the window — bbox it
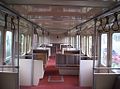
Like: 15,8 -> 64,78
29,36 -> 32,52
33,34 -> 38,48
70,36 -> 72,46
88,36 -> 92,56
73,36 -> 76,48
86,36 -> 88,55
68,36 -> 71,45
64,36 -> 69,44
101,34 -> 107,66
81,36 -> 84,53
76,35 -> 79,49
71,37 -> 73,46
70,37 -> 72,46
20,34 -> 26,55
112,33 -> 120,68
82,36 -> 86,54
39,36 -> 42,45
78,35 -> 80,49
5,31 -> 12,64
26,35 -> 31,53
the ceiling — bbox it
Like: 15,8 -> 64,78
1,0 -> 118,35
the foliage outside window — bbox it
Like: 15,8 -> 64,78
112,33 -> 120,68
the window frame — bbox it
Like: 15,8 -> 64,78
99,29 -> 120,68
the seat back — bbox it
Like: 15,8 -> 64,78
112,76 -> 120,89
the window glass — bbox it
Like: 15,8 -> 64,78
70,37 -> 72,46
27,35 -> 30,52
69,36 -> 71,45
33,34 -> 38,48
29,36 -> 31,52
87,36 -> 89,56
82,36 -> 86,54
76,35 -> 79,49
71,37 -> 73,47
65,36 -> 69,44
88,36 -> 92,56
81,36 -> 84,54
101,34 -> 107,66
20,34 -> 26,55
78,35 -> 80,49
39,36 -> 42,45
112,33 -> 120,68
5,31 -> 12,64
73,36 -> 76,48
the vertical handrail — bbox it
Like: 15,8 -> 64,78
93,19 -> 97,89
31,26 -> 34,85
17,16 -> 20,89
79,27 -> 82,86
11,16 -> 15,72
1,13 -> 8,71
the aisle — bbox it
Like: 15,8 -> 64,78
21,56 -> 91,89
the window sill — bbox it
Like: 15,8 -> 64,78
112,69 -> 120,74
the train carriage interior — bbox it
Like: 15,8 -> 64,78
0,0 -> 120,89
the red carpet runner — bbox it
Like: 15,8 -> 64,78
21,56 -> 92,89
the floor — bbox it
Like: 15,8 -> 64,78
20,56 -> 92,89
